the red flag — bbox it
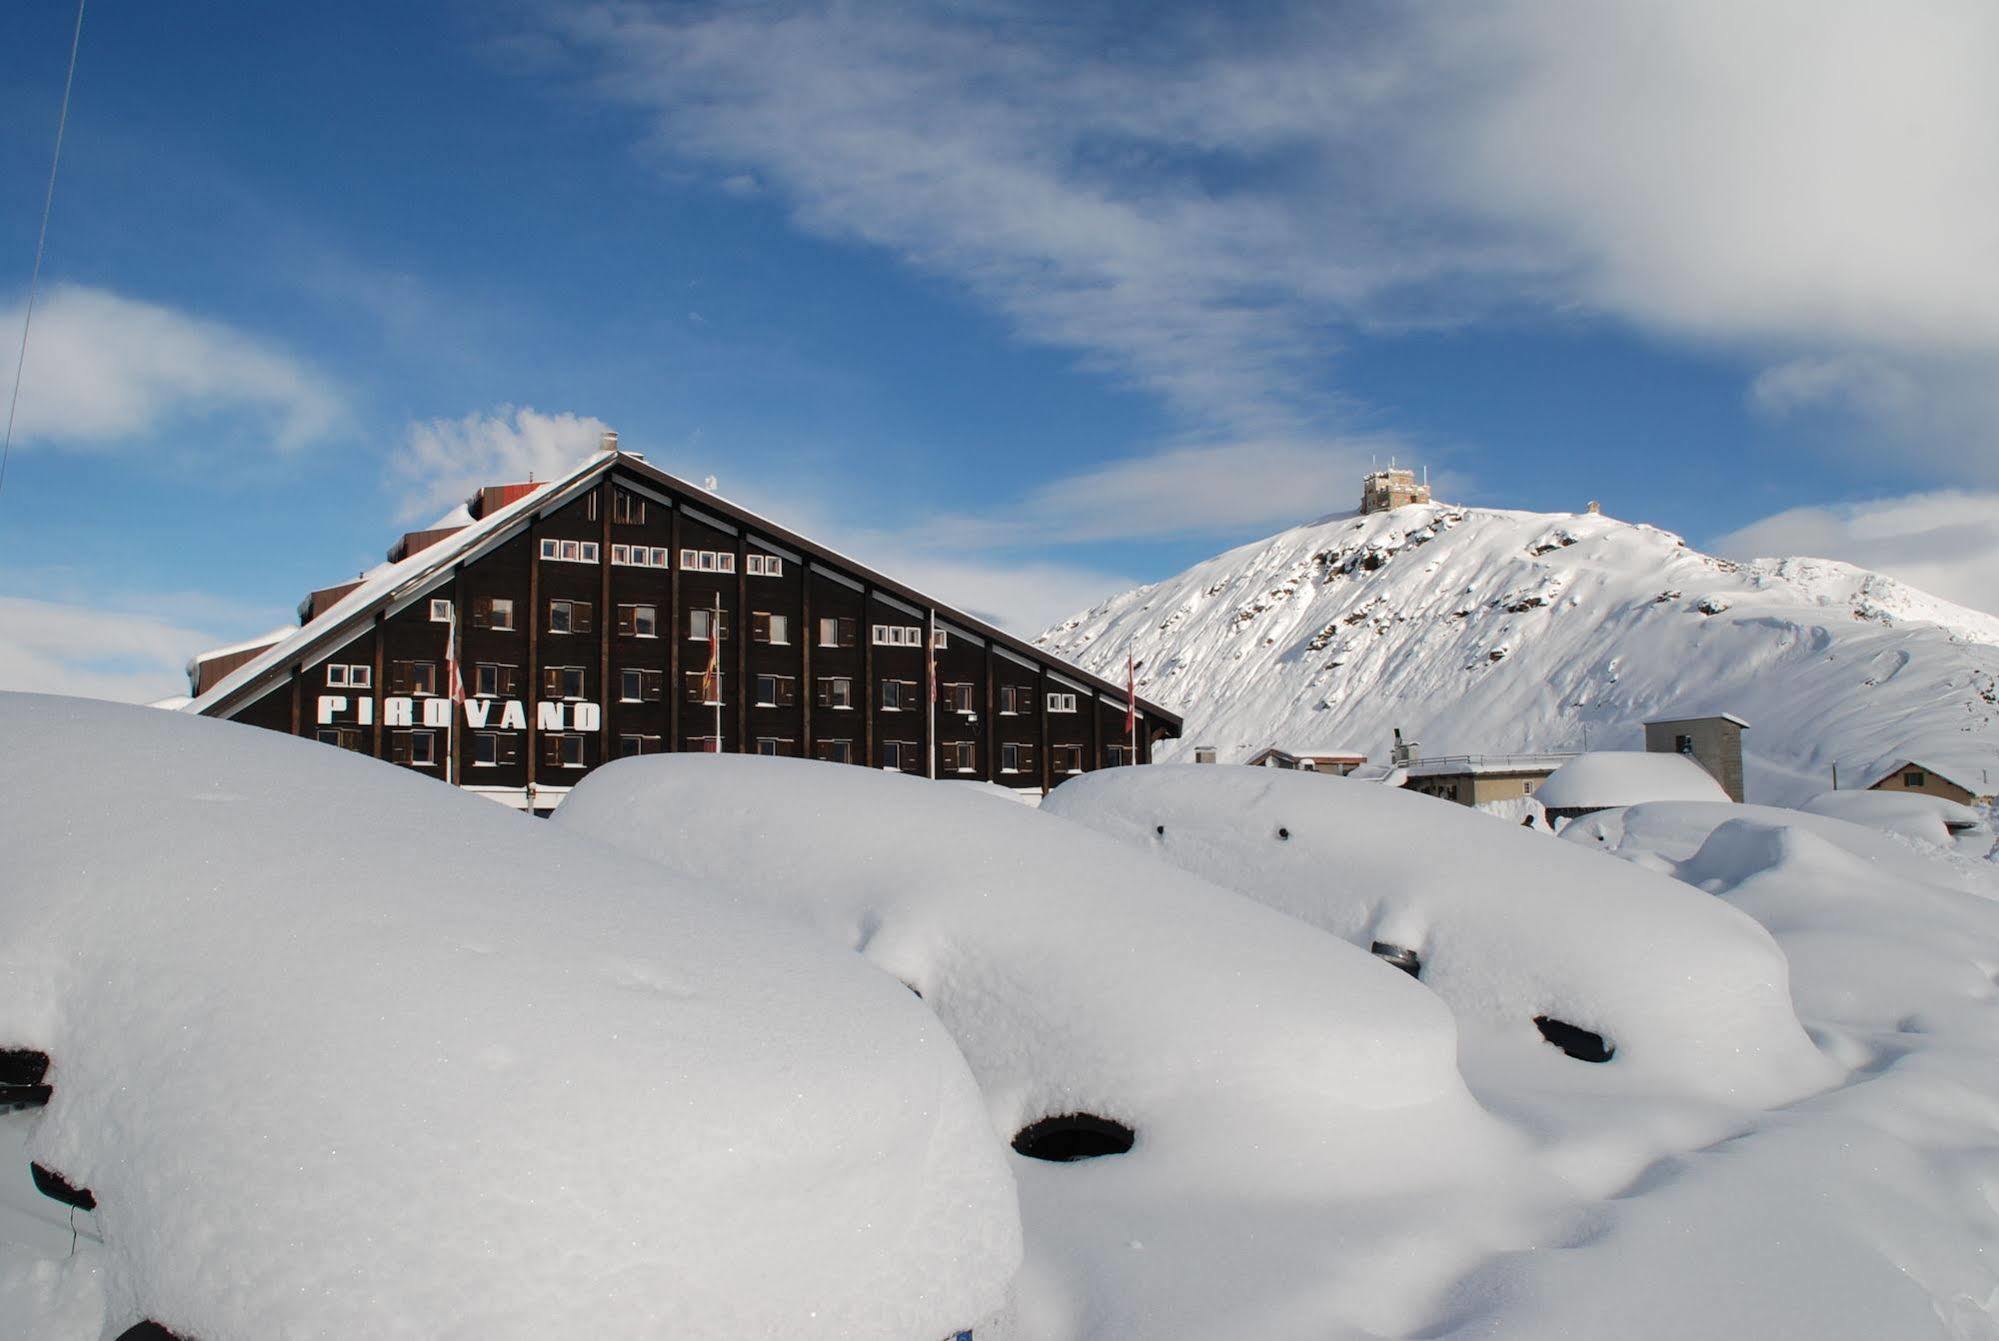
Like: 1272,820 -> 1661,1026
1125,652 -> 1137,735
700,603 -> 722,704
445,603 -> 465,705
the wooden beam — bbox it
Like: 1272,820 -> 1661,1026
800,567 -> 814,759
736,529 -> 749,754
371,613 -> 386,759
525,513 -> 541,800
983,640 -> 996,784
1038,666 -> 1051,795
288,664 -> 301,737
862,585 -> 875,768
668,504 -> 681,752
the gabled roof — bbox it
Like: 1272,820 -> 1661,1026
1868,759 -> 1991,795
188,450 -> 1183,729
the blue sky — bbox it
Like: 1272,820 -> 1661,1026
3,0 -> 1996,701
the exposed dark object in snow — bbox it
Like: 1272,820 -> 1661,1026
902,981 -> 923,999
0,1048 -> 51,1111
1534,1016 -> 1615,1063
31,1161 -> 96,1211
1012,1113 -> 1136,1162
1155,824 -> 1166,836
116,1324 -> 188,1341
1277,827 -> 1291,840
1369,942 -> 1421,978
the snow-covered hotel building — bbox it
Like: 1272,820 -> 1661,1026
186,446 -> 1181,810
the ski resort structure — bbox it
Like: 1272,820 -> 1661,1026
185,445 -> 1181,809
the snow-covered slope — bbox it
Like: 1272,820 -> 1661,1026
1039,503 -> 1999,803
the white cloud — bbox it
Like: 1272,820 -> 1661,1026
390,405 -> 613,522
1713,491 -> 1999,617
543,1 -> 1999,470
0,595 -> 238,704
4,284 -> 343,450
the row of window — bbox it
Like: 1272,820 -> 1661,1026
327,727 -> 1111,776
539,539 -> 602,565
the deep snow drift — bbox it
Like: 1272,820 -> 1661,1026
0,695 -> 1018,1340
1038,501 -> 1999,804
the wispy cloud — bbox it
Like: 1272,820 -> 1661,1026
4,284 -> 344,451
0,594 -> 249,704
389,405 -> 612,522
1713,490 -> 1999,618
538,0 -> 1999,474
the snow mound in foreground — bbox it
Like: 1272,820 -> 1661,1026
1534,750 -> 1730,811
0,694 -> 1017,1341
1041,765 -> 1836,1108
557,755 -> 1527,1339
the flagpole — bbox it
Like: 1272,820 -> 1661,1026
713,593 -> 723,753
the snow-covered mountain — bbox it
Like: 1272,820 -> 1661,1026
1038,501 -> 1999,804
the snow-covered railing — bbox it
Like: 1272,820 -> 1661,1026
1403,752 -> 1579,777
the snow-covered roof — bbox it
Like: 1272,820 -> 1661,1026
1645,711 -> 1751,729
1,693 -> 1017,1337
1867,758 -> 1993,797
190,450 -> 1180,727
1534,750 -> 1730,810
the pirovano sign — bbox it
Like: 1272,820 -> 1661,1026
315,697 -> 604,732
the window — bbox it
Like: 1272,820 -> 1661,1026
473,663 -> 519,698
688,607 -> 730,641
679,549 -> 736,574
620,668 -> 663,702
400,730 -> 438,768
685,672 -> 724,705
618,734 -> 661,758
541,733 -> 588,770
999,684 -> 1030,715
943,740 -> 976,773
1106,744 -> 1132,767
818,616 -> 857,648
691,735 -> 722,754
751,612 -> 790,644
611,545 -> 672,568
755,737 -> 795,756
315,727 -> 364,751
472,596 -> 515,631
816,676 -> 854,709
548,599 -> 594,634
755,674 -> 797,707
932,629 -> 948,650
471,732 -> 521,767
542,665 -> 587,700
1905,771 -> 1927,787
1194,747 -> 1217,764
326,663 -> 349,688
613,489 -> 645,525
1047,692 -> 1078,713
391,660 -> 439,696
817,738 -> 853,764
617,604 -> 658,639
872,624 -> 923,647
746,553 -> 784,577
1000,742 -> 1033,774
1675,734 -> 1695,755
538,539 -> 600,564
879,739 -> 920,772
945,682 -> 975,714
429,598 -> 453,622
881,679 -> 916,711
1053,744 -> 1084,774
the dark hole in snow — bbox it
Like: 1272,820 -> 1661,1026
1276,827 -> 1290,840
1534,1016 -> 1614,1063
902,981 -> 923,999
1369,942 -> 1421,978
1012,1113 -> 1135,1162
0,1048 -> 50,1112
117,1324 -> 188,1341
31,1162 -> 95,1211
1155,824 -> 1165,836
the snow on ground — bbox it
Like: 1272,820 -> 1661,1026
0,694 -> 1017,1341
1799,788 -> 1991,852
1532,749 -> 1730,812
1045,766 -> 1999,1337
1039,501 -> 1999,805
557,755 -> 1545,1340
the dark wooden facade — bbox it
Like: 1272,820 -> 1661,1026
196,453 -> 1181,810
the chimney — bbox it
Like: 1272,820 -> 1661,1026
601,429 -> 619,454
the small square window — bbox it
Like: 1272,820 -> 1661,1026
326,663 -> 349,688
429,598 -> 453,622
349,664 -> 372,689
410,731 -> 437,767
473,732 -> 498,767
489,598 -> 515,631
